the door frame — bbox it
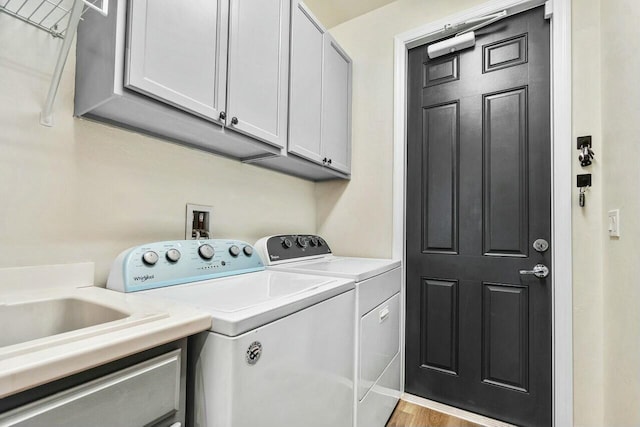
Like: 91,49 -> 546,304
392,0 -> 572,425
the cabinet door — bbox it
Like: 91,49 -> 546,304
321,34 -> 352,174
0,350 -> 182,427
125,0 -> 228,123
226,0 -> 290,148
288,1 -> 324,164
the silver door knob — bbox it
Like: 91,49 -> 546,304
520,264 -> 549,279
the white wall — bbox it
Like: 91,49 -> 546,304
0,16 -> 317,285
601,0 -> 640,425
315,0 -> 608,425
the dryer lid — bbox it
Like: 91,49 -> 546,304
268,256 -> 400,282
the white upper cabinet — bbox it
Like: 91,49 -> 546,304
286,1 -> 352,177
288,1 -> 324,164
125,0 -> 228,123
76,0 -> 349,180
321,34 -> 352,175
226,0 -> 291,149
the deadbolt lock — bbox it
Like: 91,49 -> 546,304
533,239 -> 549,253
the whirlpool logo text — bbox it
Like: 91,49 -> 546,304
133,274 -> 155,282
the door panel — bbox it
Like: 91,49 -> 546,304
481,283 -> 529,391
406,7 -> 551,427
125,0 -> 228,123
322,35 -> 352,174
420,279 -> 459,374
483,88 -> 529,256
288,0 -> 325,163
424,55 -> 459,87
422,102 -> 459,254
483,34 -> 528,72
226,0 -> 290,148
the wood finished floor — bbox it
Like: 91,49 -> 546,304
386,400 -> 483,427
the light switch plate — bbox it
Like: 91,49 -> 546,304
608,209 -> 620,237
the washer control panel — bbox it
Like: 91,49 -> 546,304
107,240 -> 264,292
258,235 -> 332,264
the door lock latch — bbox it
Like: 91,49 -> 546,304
520,264 -> 549,279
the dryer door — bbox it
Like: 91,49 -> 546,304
359,292 -> 400,400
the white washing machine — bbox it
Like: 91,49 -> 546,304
254,235 -> 402,427
107,239 -> 355,427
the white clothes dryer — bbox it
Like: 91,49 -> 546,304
254,235 -> 402,427
107,239 -> 355,427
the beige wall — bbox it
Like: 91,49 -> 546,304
316,0 -> 486,259
316,0 -> 609,425
601,0 -> 640,425
0,16 -> 317,284
572,0 -> 604,425
2,0 -> 636,424
303,0 -> 396,28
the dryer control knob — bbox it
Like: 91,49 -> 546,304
165,248 -> 181,263
243,246 -> 254,256
282,238 -> 293,249
142,251 -> 159,266
198,244 -> 215,260
309,237 -> 318,247
297,237 -> 308,248
229,245 -> 240,257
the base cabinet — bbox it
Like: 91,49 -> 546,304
0,342 -> 187,427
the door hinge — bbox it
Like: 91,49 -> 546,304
544,0 -> 553,19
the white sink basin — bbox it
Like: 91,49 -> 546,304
0,298 -> 130,347
0,263 -> 212,399
0,293 -> 170,361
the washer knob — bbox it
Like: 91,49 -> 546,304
165,248 -> 181,263
317,238 -> 324,247
309,237 -> 318,247
229,245 -> 240,257
243,245 -> 254,256
282,238 -> 293,249
142,251 -> 159,266
198,244 -> 215,260
297,236 -> 308,248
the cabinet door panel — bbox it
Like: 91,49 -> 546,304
322,35 -> 352,174
288,0 -> 324,164
125,0 -> 228,122
226,0 -> 290,148
0,350 -> 182,427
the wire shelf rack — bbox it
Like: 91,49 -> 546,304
0,0 -> 105,38
0,0 -> 108,125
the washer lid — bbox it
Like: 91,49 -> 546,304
269,257 -> 401,282
140,270 -> 354,337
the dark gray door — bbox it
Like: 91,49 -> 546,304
405,7 -> 551,427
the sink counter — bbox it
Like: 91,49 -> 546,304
0,285 -> 211,398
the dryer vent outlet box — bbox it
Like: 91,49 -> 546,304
186,204 -> 213,239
